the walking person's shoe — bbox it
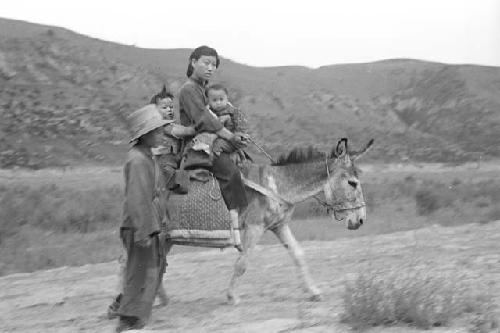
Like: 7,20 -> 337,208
115,316 -> 145,332
107,294 -> 122,320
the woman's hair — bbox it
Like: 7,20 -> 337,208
186,45 -> 220,78
205,83 -> 228,97
150,85 -> 174,105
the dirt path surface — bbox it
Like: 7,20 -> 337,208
1,221 -> 499,333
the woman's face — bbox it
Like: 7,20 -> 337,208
191,55 -> 217,81
156,97 -> 174,119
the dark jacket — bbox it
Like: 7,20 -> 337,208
121,145 -> 167,242
179,77 -> 223,133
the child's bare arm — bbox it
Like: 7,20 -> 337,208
164,124 -> 195,138
218,114 -> 231,125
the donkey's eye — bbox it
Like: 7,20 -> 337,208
348,180 -> 358,189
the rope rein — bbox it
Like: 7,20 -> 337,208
246,136 -> 276,164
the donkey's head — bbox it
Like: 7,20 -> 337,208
323,138 -> 373,230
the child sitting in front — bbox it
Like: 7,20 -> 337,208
205,83 -> 249,162
205,83 -> 250,250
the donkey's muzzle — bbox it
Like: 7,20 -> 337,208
347,219 -> 361,230
345,205 -> 366,230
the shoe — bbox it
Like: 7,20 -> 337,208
107,294 -> 122,320
115,316 -> 145,332
234,244 -> 243,252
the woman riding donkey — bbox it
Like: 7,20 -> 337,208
178,45 -> 248,251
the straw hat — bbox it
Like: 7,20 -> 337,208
127,104 -> 173,143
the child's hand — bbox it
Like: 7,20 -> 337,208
219,115 -> 231,124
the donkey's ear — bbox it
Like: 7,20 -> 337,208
336,138 -> 348,157
351,138 -> 375,161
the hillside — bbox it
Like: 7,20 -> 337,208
1,17 -> 500,168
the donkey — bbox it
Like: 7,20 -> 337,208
161,138 -> 373,305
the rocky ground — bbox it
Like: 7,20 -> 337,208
1,221 -> 499,332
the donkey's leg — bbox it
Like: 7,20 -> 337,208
227,223 -> 264,305
273,224 -> 321,301
157,241 -> 174,307
157,283 -> 168,306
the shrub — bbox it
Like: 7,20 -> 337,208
487,206 -> 500,222
341,267 -> 498,331
395,175 -> 417,197
0,183 -> 121,235
363,184 -> 377,211
415,188 -> 441,215
451,178 -> 462,187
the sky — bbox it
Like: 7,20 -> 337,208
1,0 -> 499,68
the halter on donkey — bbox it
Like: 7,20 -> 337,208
163,138 -> 374,305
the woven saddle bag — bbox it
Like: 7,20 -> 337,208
165,172 -> 234,248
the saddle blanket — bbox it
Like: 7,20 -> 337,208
166,176 -> 233,243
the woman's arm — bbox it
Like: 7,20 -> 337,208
179,84 -> 223,133
178,83 -> 246,148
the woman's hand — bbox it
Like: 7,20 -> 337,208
230,133 -> 248,149
235,132 -> 250,142
213,138 -> 234,154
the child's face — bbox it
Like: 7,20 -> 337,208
156,97 -> 174,119
207,89 -> 228,112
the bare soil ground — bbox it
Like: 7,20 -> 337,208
1,221 -> 499,333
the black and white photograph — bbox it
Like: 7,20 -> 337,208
0,0 -> 499,332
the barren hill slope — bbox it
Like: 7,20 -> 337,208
1,18 -> 499,168
1,221 -> 499,332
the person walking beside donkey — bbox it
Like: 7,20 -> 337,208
115,104 -> 170,332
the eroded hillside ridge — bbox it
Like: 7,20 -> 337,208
1,18 -> 499,168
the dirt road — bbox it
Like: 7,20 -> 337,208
1,221 -> 499,332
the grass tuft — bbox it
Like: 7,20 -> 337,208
341,267 -> 499,331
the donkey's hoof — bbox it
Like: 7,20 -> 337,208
158,298 -> 169,307
309,293 -> 322,302
227,293 -> 240,306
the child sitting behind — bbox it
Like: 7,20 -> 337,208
151,85 -> 195,192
